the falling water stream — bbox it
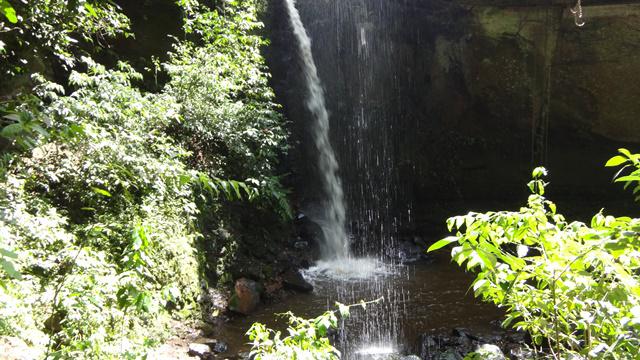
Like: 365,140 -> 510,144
283,0 -> 349,261
283,0 -> 407,357
215,1 -> 506,357
209,0 -> 640,357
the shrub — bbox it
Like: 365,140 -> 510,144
247,299 -> 381,360
429,163 -> 640,358
0,1 -> 292,357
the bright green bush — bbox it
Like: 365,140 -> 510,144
165,0 -> 288,182
0,63 -> 201,357
247,299 -> 380,360
0,0 -> 130,77
0,0 -> 291,357
430,162 -> 640,358
606,148 -> 640,202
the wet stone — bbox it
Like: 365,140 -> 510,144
229,278 -> 262,315
199,338 -> 228,354
281,269 -> 313,292
294,240 -> 309,249
436,349 -> 464,360
418,328 -> 524,360
188,343 -> 211,358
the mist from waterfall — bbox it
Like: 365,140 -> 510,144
284,0 -> 350,261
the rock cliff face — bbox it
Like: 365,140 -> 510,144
265,0 -> 640,238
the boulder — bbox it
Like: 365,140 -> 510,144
418,328 -> 523,360
208,339 -> 228,354
398,238 -> 430,263
281,269 -> 313,292
193,338 -> 229,354
294,240 -> 309,249
229,278 -> 262,315
187,343 -> 211,358
295,214 -> 324,246
436,349 -> 464,360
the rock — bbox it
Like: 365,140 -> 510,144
239,351 -> 254,359
209,339 -> 228,354
401,356 -> 422,360
419,327 -> 528,360
281,269 -> 313,292
228,278 -> 262,315
264,278 -> 284,296
199,288 -> 229,324
509,347 -> 536,360
436,349 -> 463,360
187,343 -> 211,358
398,239 -> 429,263
419,334 -> 439,356
196,338 -> 228,354
299,258 -> 311,268
294,240 -> 308,249
295,214 -> 324,245
471,344 -> 505,360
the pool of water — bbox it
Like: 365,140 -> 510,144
215,251 -> 504,358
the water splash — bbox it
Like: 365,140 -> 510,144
284,0 -> 349,260
302,257 -> 393,282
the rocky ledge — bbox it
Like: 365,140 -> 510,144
417,327 -> 530,360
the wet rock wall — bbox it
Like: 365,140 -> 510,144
265,0 -> 640,240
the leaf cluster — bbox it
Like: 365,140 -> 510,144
247,298 -> 382,360
0,0 -> 130,79
430,166 -> 640,359
606,148 -> 640,202
0,1 -> 292,357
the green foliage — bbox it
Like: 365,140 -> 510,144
0,0 -> 291,357
0,63 -> 201,357
247,299 -> 381,359
166,0 -> 288,182
0,0 -> 16,24
0,0 -> 130,77
606,148 -> 640,202
0,93 -> 50,155
430,167 -> 640,358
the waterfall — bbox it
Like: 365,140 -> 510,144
284,0 -> 350,260
283,1 -> 408,357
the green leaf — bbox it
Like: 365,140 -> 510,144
0,248 -> 18,259
606,155 -> 628,167
91,187 -> 112,197
0,258 -> 21,279
230,180 -> 242,199
84,3 -> 98,17
427,236 -> 459,252
476,249 -> 497,269
1,123 -> 24,138
0,0 -> 17,24
618,148 -> 632,158
532,167 -> 547,179
615,175 -> 640,183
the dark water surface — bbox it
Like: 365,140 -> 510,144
217,251 -> 503,357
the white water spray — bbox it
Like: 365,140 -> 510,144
284,0 -> 349,260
